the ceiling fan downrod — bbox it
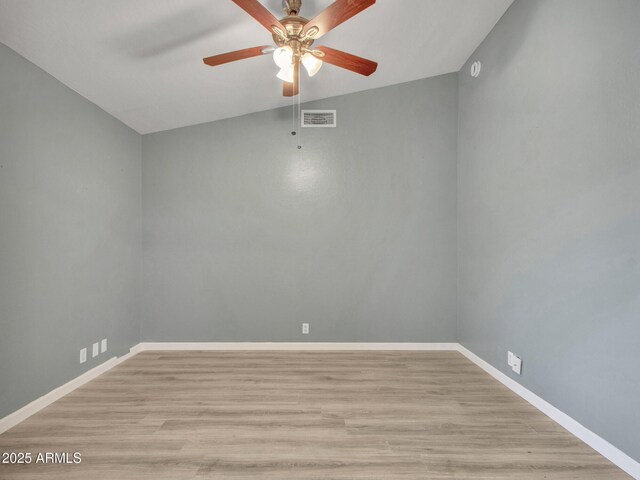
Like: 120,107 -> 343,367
283,0 -> 302,16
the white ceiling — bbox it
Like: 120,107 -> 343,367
0,0 -> 513,134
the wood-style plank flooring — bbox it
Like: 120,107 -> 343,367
0,351 -> 629,479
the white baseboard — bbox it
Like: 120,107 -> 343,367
1,341 -> 637,478
139,342 -> 460,351
456,344 -> 640,479
0,345 -> 140,435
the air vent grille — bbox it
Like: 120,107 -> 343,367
302,110 -> 336,128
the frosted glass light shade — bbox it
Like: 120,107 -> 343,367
302,53 -> 323,77
273,46 -> 293,68
277,65 -> 294,83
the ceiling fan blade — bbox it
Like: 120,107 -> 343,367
203,46 -> 272,67
302,0 -> 375,39
231,0 -> 287,36
283,81 -> 295,96
315,46 -> 377,76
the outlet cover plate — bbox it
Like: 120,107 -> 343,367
101,338 -> 107,353
511,354 -> 522,375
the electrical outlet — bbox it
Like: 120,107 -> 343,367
508,351 -> 522,375
101,338 -> 107,353
302,323 -> 309,335
512,355 -> 522,375
92,342 -> 99,358
79,348 -> 87,364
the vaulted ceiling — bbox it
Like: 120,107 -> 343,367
0,0 -> 513,134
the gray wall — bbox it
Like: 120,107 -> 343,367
458,0 -> 640,462
142,74 -> 458,342
0,43 -> 141,418
4,0 -> 639,465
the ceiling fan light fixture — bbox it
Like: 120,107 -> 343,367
277,65 -> 294,83
301,52 -> 323,77
273,46 -> 294,68
202,0 -> 378,98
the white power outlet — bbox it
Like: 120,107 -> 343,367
302,323 -> 309,335
512,355 -> 522,375
508,350 -> 522,375
92,342 -> 99,358
79,348 -> 87,364
101,338 -> 107,353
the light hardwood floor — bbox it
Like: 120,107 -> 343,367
0,351 -> 629,479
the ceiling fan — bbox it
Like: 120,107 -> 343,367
202,0 -> 378,97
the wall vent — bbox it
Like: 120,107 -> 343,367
302,110 -> 336,128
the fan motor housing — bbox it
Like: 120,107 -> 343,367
273,16 -> 313,51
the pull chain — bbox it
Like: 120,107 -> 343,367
292,81 -> 296,137
290,60 -> 302,150
297,71 -> 302,150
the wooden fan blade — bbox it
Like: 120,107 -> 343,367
231,0 -> 286,36
203,46 -> 271,67
302,0 -> 375,39
283,81 -> 295,96
315,46 -> 377,76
